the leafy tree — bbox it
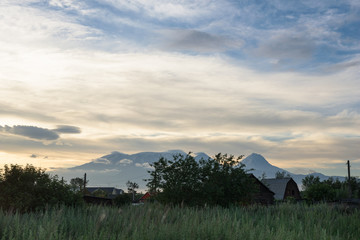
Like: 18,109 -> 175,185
146,153 -> 255,207
126,181 -> 139,201
0,164 -> 82,212
199,153 -> 254,206
302,175 -> 360,202
303,183 -> 336,202
275,171 -> 291,179
302,175 -> 320,191
70,177 -> 88,193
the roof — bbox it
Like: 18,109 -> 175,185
261,178 -> 292,200
248,174 -> 275,195
86,187 -> 124,195
139,192 -> 152,201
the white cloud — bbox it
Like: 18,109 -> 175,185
93,158 -> 111,164
118,159 -> 133,165
135,162 -> 154,169
100,0 -> 226,22
1,0 -> 359,177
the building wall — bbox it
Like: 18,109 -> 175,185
284,179 -> 301,200
251,175 -> 274,205
253,183 -> 274,205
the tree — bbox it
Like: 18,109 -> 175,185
126,181 -> 139,201
301,175 -> 320,191
146,153 -> 255,207
0,164 -> 82,212
260,172 -> 267,181
275,171 -> 291,179
301,175 -> 359,202
70,177 -> 88,193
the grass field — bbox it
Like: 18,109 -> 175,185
0,203 -> 359,240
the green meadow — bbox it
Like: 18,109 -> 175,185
0,203 -> 359,240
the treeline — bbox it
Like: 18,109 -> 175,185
146,153 -> 256,207
0,164 -> 83,213
302,175 -> 360,202
2,154 -> 359,213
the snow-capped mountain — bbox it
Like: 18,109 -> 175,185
240,153 -> 291,178
52,150 -> 346,191
241,153 -> 346,189
54,150 -> 210,191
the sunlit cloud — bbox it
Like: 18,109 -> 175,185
0,0 -> 359,177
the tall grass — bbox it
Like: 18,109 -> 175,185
0,203 -> 359,239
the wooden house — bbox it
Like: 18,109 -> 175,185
249,174 -> 275,205
261,178 -> 301,201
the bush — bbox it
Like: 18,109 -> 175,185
113,193 -> 132,206
0,164 -> 82,212
146,153 -> 255,207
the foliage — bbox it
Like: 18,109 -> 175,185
0,164 -> 82,213
70,177 -> 88,193
302,175 -> 360,202
113,193 -> 132,206
0,203 -> 359,239
146,153 -> 255,207
275,171 -> 291,179
126,181 -> 139,201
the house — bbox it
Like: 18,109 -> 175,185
249,174 -> 275,205
86,187 -> 124,199
261,178 -> 301,201
138,192 -> 153,203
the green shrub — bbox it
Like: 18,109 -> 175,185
0,164 -> 82,212
113,193 -> 132,206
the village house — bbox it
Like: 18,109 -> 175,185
249,174 -> 275,205
261,178 -> 301,201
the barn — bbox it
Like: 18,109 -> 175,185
261,178 -> 301,201
249,174 -> 275,205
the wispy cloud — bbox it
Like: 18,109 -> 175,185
0,0 -> 359,176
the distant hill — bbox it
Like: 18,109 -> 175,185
240,153 -> 346,189
53,150 -> 210,191
52,150 -> 346,191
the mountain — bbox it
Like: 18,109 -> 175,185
241,153 -> 346,189
240,153 -> 291,178
53,150 -> 210,191
52,150 -> 346,191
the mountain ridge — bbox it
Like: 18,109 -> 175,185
54,150 -> 346,190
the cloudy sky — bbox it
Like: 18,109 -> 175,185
1,0 -> 359,177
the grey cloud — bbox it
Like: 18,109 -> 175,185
0,125 -> 59,140
54,125 -> 81,134
255,34 -> 315,60
163,29 -> 243,52
322,58 -> 360,73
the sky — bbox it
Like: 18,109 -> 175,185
0,0 -> 359,177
